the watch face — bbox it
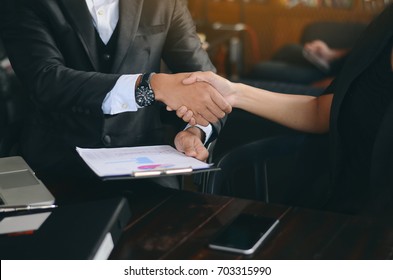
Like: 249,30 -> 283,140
136,85 -> 155,107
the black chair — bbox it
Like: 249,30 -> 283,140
300,21 -> 367,50
203,132 -> 331,206
203,134 -> 304,202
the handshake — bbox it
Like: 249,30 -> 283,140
151,71 -> 237,126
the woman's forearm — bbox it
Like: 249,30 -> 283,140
231,83 -> 332,134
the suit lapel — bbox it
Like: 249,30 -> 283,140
58,0 -> 100,70
346,7 -> 393,84
330,4 -> 393,183
112,0 -> 144,73
332,5 -> 393,114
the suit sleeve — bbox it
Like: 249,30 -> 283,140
161,0 -> 225,141
162,0 -> 216,73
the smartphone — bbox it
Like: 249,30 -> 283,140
208,213 -> 279,255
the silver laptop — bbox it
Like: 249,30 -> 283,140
0,156 -> 55,207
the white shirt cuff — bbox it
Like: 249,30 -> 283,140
102,74 -> 140,115
185,124 -> 213,145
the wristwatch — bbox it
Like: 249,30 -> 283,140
135,72 -> 155,107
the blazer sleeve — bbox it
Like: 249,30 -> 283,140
161,0 -> 225,139
161,0 -> 216,73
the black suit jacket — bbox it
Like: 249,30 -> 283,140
0,0 -> 217,174
328,5 -> 393,182
326,4 -> 393,212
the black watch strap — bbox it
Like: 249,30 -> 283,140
140,72 -> 152,87
135,72 -> 155,107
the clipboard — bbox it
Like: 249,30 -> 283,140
76,145 -> 220,180
101,166 -> 221,181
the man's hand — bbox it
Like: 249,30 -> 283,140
173,105 -> 197,126
151,73 -> 232,127
174,127 -> 208,162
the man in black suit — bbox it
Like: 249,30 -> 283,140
0,0 -> 230,197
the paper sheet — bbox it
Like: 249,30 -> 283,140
76,145 -> 212,178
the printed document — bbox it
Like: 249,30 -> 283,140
76,145 -> 212,178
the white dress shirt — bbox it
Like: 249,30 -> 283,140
85,0 -> 139,114
85,0 -> 212,142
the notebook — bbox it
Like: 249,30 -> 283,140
0,156 -> 55,207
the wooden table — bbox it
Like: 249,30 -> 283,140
109,185 -> 393,260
